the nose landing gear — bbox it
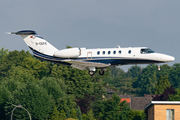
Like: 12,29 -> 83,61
158,65 -> 161,71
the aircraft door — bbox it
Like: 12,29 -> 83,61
87,52 -> 92,59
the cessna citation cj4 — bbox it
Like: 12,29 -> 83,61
8,30 -> 175,75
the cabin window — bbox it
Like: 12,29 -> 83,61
113,51 -> 116,54
119,50 -> 121,54
103,51 -> 105,55
108,51 -> 111,54
97,51 -> 100,55
128,50 -> 131,54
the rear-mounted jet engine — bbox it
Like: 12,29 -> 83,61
53,48 -> 81,58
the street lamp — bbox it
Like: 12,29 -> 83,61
11,104 -> 31,120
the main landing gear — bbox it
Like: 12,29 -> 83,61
88,67 -> 105,76
99,69 -> 105,75
88,66 -> 96,76
89,71 -> 95,76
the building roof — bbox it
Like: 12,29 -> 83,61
119,95 -> 134,98
105,88 -> 117,93
145,101 -> 180,109
144,94 -> 160,97
131,97 -> 153,110
120,98 -> 130,103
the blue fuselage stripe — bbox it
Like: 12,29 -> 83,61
29,47 -> 163,66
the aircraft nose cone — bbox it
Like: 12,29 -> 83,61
168,56 -> 175,62
164,55 -> 175,62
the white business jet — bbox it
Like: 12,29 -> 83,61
8,30 -> 175,75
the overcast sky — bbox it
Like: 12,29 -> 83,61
1,1 -> 179,71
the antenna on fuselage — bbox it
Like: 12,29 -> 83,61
116,45 -> 121,48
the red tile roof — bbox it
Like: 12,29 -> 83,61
120,98 -> 130,103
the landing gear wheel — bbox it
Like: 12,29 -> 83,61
99,69 -> 104,75
158,65 -> 161,71
89,71 -> 95,76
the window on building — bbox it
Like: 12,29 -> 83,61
102,51 -> 105,55
108,51 -> 111,54
113,51 -> 116,54
97,51 -> 100,55
128,50 -> 131,54
166,109 -> 174,120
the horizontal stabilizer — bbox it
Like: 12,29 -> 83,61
7,30 -> 37,35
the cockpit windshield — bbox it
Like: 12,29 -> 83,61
140,48 -> 155,54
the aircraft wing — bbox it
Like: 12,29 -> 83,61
62,60 -> 111,70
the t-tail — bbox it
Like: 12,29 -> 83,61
8,30 -> 58,56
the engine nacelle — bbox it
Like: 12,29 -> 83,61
53,48 -> 80,58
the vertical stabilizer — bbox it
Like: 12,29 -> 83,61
10,30 -> 58,56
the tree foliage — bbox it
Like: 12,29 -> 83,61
0,48 -> 180,120
49,106 -> 61,120
155,75 -> 171,94
153,85 -> 175,101
93,94 -> 130,120
5,82 -> 53,120
128,109 -> 146,120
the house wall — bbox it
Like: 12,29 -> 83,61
148,105 -> 154,120
154,104 -> 180,120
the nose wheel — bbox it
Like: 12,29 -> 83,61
158,65 -> 161,71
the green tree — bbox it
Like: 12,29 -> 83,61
155,75 -> 171,94
59,110 -> 66,120
128,109 -> 146,120
111,77 -> 137,95
153,85 -> 175,101
6,66 -> 36,82
5,82 -> 53,120
132,64 -> 158,95
0,50 -> 51,80
156,64 -> 172,78
86,109 -> 95,120
70,108 -> 77,119
49,106 -> 61,120
169,63 -> 180,88
0,50 -> 32,79
38,77 -> 76,112
22,56 -> 50,79
39,77 -> 66,104
77,106 -> 82,120
82,114 -> 88,120
126,65 -> 142,79
0,47 -> 8,58
168,88 -> 180,101
50,64 -> 94,98
109,67 -> 126,78
0,79 -> 22,120
94,94 -> 129,120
